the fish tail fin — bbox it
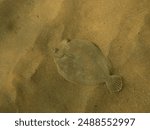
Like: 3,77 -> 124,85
106,75 -> 122,93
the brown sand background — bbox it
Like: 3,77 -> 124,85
0,0 -> 150,112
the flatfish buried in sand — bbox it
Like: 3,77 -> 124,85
52,39 -> 122,92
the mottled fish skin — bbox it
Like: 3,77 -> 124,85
52,39 -> 122,92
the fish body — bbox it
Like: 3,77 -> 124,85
52,39 -> 122,92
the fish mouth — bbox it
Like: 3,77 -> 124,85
65,38 -> 71,42
51,48 -> 65,58
51,39 -> 72,58
52,48 -> 59,53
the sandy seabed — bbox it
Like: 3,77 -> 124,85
0,0 -> 150,112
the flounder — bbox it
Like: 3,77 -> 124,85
52,39 -> 122,92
